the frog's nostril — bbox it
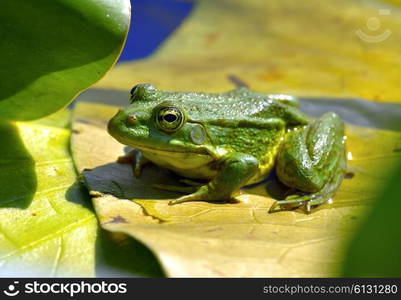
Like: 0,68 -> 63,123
126,114 -> 137,126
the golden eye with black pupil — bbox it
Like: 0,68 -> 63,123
129,85 -> 139,103
156,106 -> 185,132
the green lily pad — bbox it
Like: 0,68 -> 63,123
0,0 -> 130,121
0,107 -> 165,276
5,0 -> 398,277
71,0 -> 401,277
0,114 -> 97,276
342,158 -> 401,277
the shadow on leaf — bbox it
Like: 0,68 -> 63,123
83,162 -> 183,200
95,229 -> 165,277
0,122 -> 36,208
65,180 -> 165,277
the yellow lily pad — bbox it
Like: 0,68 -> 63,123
72,101 -> 401,277
95,0 -> 401,104
73,0 -> 401,276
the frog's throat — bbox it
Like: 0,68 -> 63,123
127,143 -> 221,160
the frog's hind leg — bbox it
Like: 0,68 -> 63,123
269,162 -> 345,213
271,112 -> 346,213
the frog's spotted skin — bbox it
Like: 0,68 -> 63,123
108,84 -> 346,213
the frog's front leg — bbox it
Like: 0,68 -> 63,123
272,112 -> 346,213
169,153 -> 258,205
117,149 -> 149,178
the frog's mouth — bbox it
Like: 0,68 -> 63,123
107,115 -> 220,159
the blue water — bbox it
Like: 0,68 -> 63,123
118,0 -> 194,62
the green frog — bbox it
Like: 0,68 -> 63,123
107,84 -> 346,212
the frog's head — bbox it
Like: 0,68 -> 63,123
108,84 -> 214,156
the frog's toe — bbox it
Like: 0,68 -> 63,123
269,197 -> 308,213
168,185 -> 211,205
168,197 -> 190,205
168,193 -> 201,205
133,166 -> 142,178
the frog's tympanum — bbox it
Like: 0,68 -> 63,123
108,84 -> 346,212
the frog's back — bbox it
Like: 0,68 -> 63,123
156,87 -> 304,124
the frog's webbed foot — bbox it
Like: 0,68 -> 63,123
273,112 -> 346,213
117,149 -> 149,178
269,166 -> 344,213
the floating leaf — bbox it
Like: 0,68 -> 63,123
0,0 -> 130,121
0,109 -> 164,277
95,0 -> 401,104
0,114 -> 97,276
72,101 -> 401,277
74,0 -> 401,277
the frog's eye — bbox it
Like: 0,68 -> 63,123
130,84 -> 140,96
129,83 -> 156,103
156,106 -> 185,133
